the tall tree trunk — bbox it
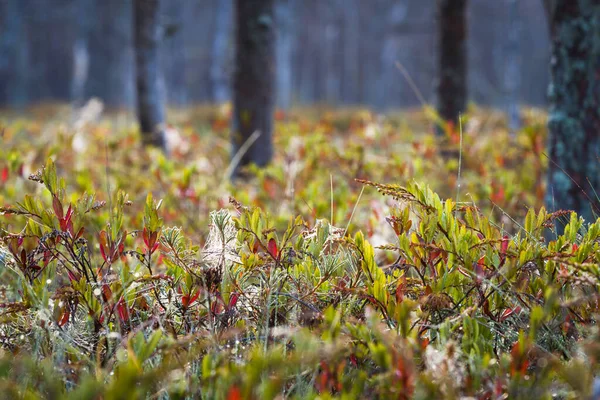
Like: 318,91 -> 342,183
232,0 -> 275,175
435,0 -> 468,134
342,0 -> 360,105
275,0 -> 294,111
211,0 -> 233,103
72,0 -> 92,108
0,0 -> 28,107
297,1 -> 316,103
161,0 -> 188,106
544,0 -> 600,223
379,2 -> 409,110
323,0 -> 340,104
134,0 -> 167,150
86,0 -> 134,108
504,0 -> 521,133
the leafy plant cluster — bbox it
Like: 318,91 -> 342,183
0,155 -> 599,399
0,105 -> 547,245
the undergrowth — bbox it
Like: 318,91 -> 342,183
0,106 -> 597,399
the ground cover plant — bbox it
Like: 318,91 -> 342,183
0,106 -> 598,399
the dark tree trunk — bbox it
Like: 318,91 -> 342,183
232,0 -> 276,175
134,0 -> 167,150
544,0 -> 600,223
436,0 -> 468,134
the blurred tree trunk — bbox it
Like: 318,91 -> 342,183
544,1 -> 600,223
86,0 -> 133,108
435,0 -> 468,135
342,0 -> 360,105
161,0 -> 188,106
232,0 -> 275,176
275,0 -> 295,111
134,0 -> 167,150
504,0 -> 521,133
0,0 -> 29,107
379,2 -> 409,110
211,0 -> 233,103
72,0 -> 92,107
323,0 -> 340,104
297,1 -> 316,103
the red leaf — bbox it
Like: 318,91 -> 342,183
43,250 -> 52,267
65,204 -> 73,222
117,241 -> 125,259
509,340 -> 529,376
116,298 -> 129,322
102,284 -> 112,301
228,292 -> 239,309
99,243 -> 107,262
150,231 -> 159,250
142,227 -> 150,248
99,231 -> 109,246
210,300 -> 224,314
226,386 -> 242,400
20,249 -> 27,266
386,216 -> 401,235
501,235 -> 509,255
60,204 -> 74,234
67,270 -> 80,282
395,278 -> 405,303
99,231 -> 109,262
58,310 -> 70,326
499,306 -> 521,322
268,238 -> 278,259
182,290 -> 199,308
1,166 -> 8,183
52,196 -> 64,220
189,290 -> 200,305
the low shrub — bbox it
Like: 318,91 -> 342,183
0,157 -> 598,399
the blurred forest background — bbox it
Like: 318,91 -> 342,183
0,0 -> 548,111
